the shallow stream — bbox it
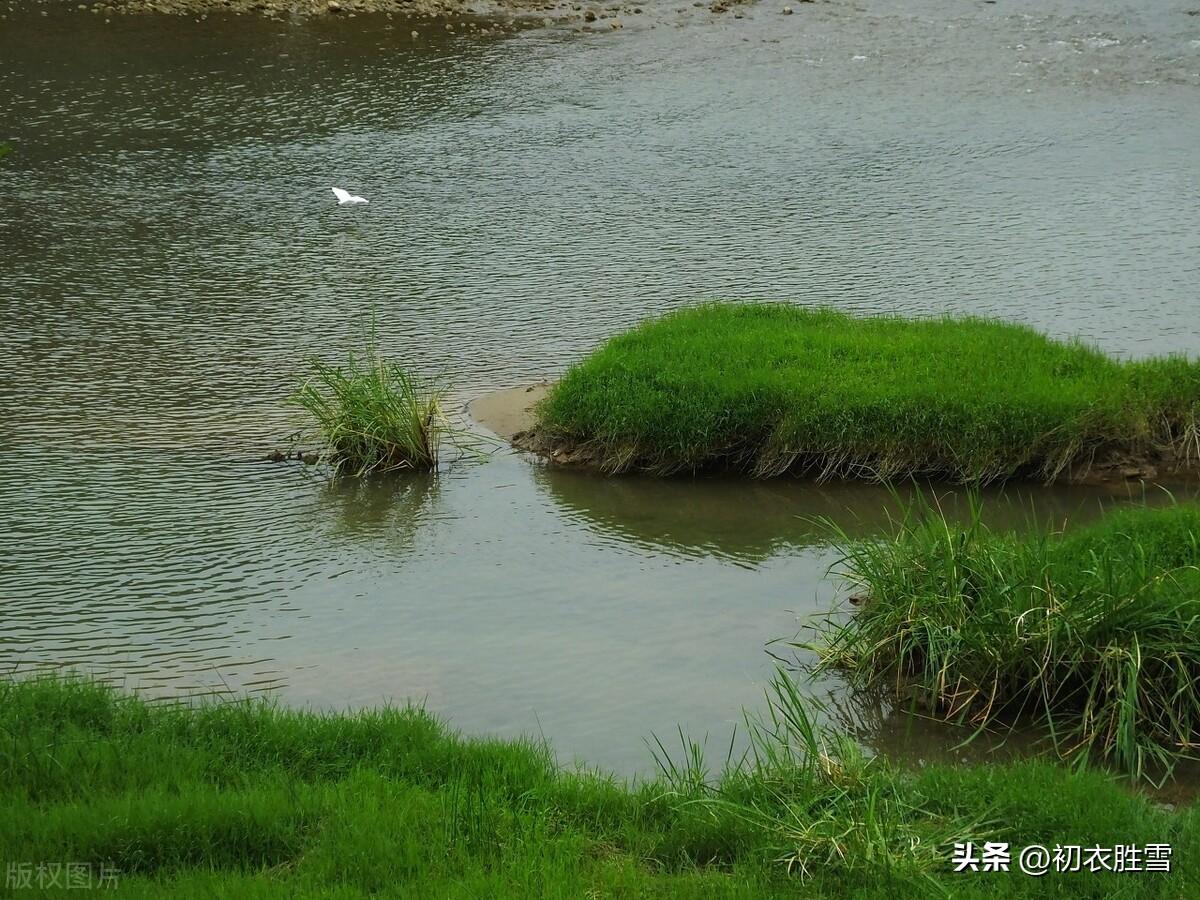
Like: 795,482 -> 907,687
2,0 -> 1198,774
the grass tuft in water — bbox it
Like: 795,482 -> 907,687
534,303 -> 1200,481
648,675 -> 984,884
292,348 -> 446,476
808,498 -> 1200,781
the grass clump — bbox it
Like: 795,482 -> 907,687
811,499 -> 1200,781
533,303 -> 1200,482
3,673 -> 1197,898
293,348 -> 445,476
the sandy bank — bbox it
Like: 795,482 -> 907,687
470,383 -> 614,468
468,383 -> 548,440
470,381 -> 616,470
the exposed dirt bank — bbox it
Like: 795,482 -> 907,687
471,383 -> 1200,487
468,383 -> 548,440
70,0 -> 763,26
107,0 -> 594,22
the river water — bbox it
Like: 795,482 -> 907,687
2,0 -> 1198,774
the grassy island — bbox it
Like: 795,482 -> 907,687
3,675 -> 1199,897
813,501 -> 1200,780
527,304 -> 1200,482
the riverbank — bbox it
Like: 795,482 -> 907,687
55,0 -> 571,24
105,0 -> 565,21
4,673 -> 1198,896
508,304 -> 1200,484
468,382 -> 549,440
54,0 -> 750,27
811,500 -> 1200,780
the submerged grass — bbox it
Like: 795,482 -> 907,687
293,348 -> 446,476
2,674 -> 1197,897
534,303 -> 1200,481
810,499 -> 1200,781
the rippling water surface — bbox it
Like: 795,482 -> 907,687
2,0 -> 1198,773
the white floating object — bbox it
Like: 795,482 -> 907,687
331,187 -> 369,205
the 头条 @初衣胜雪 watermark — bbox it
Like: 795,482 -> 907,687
952,841 -> 1172,875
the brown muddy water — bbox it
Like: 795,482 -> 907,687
2,0 -> 1199,775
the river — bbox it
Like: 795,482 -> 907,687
2,0 -> 1198,774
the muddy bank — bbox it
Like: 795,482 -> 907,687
97,0 -> 585,22
471,383 -> 1200,487
470,383 -> 633,469
78,0 -> 757,26
469,382 -> 623,467
467,383 -> 548,440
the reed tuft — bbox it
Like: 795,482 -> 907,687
293,348 -> 445,476
808,497 -> 1200,781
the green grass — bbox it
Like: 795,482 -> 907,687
292,348 -> 445,476
809,499 -> 1200,781
534,303 -> 1200,481
2,674 -> 1197,897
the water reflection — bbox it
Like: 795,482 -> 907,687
0,12 -> 509,165
785,673 -> 1200,801
535,467 -> 1192,564
316,469 -> 442,541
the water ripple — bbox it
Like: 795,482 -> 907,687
1,0 -> 1198,773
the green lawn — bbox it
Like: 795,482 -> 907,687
2,674 -> 1196,897
534,303 -> 1200,481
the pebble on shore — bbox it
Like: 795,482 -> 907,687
68,0 -> 745,28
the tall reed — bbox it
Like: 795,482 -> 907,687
293,349 -> 445,476
808,497 -> 1200,780
648,672 -> 983,883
